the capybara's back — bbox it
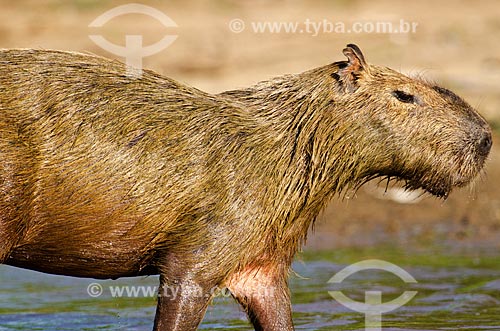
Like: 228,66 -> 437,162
0,45 -> 492,331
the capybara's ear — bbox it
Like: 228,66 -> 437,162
338,43 -> 368,92
343,44 -> 366,68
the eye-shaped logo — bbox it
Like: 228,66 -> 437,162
328,259 -> 418,331
89,3 -> 178,77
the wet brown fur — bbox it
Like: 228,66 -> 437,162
0,44 -> 491,330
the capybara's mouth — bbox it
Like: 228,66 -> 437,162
364,175 -> 452,199
389,144 -> 489,199
401,169 -> 480,199
404,179 -> 451,199
421,185 -> 450,199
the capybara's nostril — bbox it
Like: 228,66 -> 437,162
478,131 -> 492,156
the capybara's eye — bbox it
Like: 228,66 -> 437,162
392,90 -> 415,104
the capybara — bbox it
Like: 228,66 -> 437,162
0,44 -> 492,330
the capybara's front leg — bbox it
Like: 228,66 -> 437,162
227,266 -> 294,331
153,274 -> 213,331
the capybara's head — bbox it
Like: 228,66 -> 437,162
332,44 -> 492,198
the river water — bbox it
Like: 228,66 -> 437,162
0,246 -> 499,330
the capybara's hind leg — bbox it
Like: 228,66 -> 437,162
0,220 -> 17,263
228,266 -> 294,331
153,273 -> 214,331
0,190 -> 26,264
0,194 -> 23,263
0,136 -> 30,263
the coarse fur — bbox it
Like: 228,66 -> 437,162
0,44 -> 492,330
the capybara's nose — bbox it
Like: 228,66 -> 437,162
478,130 -> 492,157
